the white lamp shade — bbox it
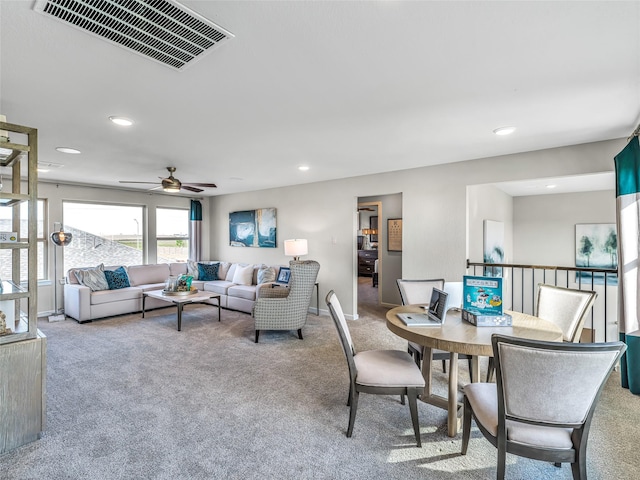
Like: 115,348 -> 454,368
284,239 -> 308,257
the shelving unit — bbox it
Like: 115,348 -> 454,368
0,120 -> 46,454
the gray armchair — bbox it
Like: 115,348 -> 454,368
252,260 -> 320,343
462,334 -> 625,480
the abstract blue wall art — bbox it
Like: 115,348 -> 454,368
229,208 -> 276,248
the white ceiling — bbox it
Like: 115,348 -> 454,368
1,1 -> 639,198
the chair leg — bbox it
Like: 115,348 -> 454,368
297,328 -> 303,340
461,397 -> 472,455
400,394 -> 405,405
347,390 -> 359,438
407,387 -> 422,447
442,359 -> 447,373
467,357 -> 473,380
571,446 -> 588,480
486,357 -> 495,382
347,384 -> 352,406
254,330 -> 259,343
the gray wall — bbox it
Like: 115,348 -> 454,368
209,138 -> 624,318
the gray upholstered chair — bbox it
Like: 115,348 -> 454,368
396,279 -> 473,376
326,290 -> 425,447
487,284 -> 597,382
536,283 -> 597,343
252,260 -> 320,343
462,334 -> 625,480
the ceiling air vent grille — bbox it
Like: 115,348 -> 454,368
34,0 -> 234,70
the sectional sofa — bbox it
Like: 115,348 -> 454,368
64,261 -> 281,323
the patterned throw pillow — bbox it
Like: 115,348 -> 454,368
104,266 -> 131,290
74,264 -> 109,291
257,265 -> 276,284
198,262 -> 219,281
187,260 -> 200,280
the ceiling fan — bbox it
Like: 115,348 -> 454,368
119,167 -> 217,193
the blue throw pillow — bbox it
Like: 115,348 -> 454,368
198,262 -> 219,281
104,266 -> 131,290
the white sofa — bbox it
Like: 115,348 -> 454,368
64,262 -> 281,323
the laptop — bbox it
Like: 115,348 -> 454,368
397,288 -> 449,327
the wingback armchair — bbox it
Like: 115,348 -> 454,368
252,260 -> 320,343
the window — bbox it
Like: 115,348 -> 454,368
0,199 -> 46,282
157,207 -> 189,262
62,202 -> 144,273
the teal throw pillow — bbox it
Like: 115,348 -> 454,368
104,266 -> 131,290
198,262 -> 219,281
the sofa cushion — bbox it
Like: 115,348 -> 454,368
225,264 -> 238,282
104,266 -> 131,290
90,287 -> 141,305
127,264 -> 170,286
198,262 -> 219,281
233,264 -> 254,286
74,264 -> 109,292
170,263 -> 187,276
257,265 -> 276,284
203,280 -> 234,295
218,262 -> 231,280
228,284 -> 257,301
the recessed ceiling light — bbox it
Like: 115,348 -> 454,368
546,184 -> 557,189
493,126 -> 516,136
55,147 -> 81,154
298,165 -> 310,171
109,116 -> 134,126
37,168 -> 50,173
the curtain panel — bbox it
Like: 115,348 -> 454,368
614,136 -> 640,394
189,200 -> 202,262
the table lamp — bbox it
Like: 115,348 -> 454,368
284,238 -> 308,261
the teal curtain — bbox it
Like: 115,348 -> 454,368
614,136 -> 640,394
189,200 -> 202,261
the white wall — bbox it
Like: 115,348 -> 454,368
38,183 -> 208,315
513,190 -> 615,265
512,189 -> 618,342
467,184 -> 514,266
209,138 -> 624,318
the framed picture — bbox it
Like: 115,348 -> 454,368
575,224 -> 618,285
276,267 -> 291,284
387,218 -> 402,251
483,220 -> 504,277
229,208 -> 277,248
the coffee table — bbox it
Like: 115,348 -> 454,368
142,290 -> 221,331
386,306 -> 563,437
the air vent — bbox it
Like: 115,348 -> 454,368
34,0 -> 234,70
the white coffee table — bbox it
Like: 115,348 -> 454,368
142,289 -> 221,331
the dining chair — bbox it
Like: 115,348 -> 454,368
326,290 -> 425,447
396,278 -> 473,376
486,284 -> 597,381
461,334 -> 625,480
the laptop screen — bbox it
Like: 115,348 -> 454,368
428,288 -> 448,321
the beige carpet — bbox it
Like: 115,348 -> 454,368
0,298 -> 638,479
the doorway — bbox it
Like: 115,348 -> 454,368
357,201 -> 382,317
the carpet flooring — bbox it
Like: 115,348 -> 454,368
1,291 -> 639,479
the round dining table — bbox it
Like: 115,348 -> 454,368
386,306 -> 563,437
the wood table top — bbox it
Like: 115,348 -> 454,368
386,306 -> 564,357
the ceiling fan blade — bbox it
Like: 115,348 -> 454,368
147,185 -> 162,191
182,185 -> 204,193
119,181 -> 160,185
183,182 -> 217,188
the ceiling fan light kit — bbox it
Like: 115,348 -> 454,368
120,166 -> 217,194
